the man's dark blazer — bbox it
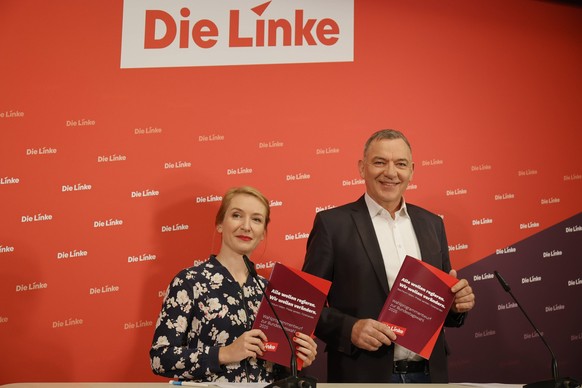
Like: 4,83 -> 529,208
302,195 -> 465,383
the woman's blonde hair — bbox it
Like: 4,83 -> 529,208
215,186 -> 271,229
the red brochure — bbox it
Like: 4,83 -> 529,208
378,255 -> 458,359
252,263 -> 331,370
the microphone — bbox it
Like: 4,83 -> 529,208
493,270 -> 580,388
243,255 -> 317,388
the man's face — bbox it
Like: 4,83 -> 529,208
358,138 -> 414,213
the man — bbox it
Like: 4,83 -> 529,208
302,129 -> 475,383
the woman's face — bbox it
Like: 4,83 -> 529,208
217,193 -> 267,257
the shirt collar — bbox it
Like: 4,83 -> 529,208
364,193 -> 410,219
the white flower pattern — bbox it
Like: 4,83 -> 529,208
149,255 -> 279,382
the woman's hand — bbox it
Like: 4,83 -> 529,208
293,332 -> 317,367
218,329 -> 267,364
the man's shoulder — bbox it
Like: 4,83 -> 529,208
316,197 -> 365,218
407,202 -> 443,222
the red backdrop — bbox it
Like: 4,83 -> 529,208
1,0 -> 581,384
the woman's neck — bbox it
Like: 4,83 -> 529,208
216,252 -> 249,286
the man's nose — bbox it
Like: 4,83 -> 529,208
383,162 -> 397,176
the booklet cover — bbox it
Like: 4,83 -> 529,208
252,262 -> 331,370
378,255 -> 458,359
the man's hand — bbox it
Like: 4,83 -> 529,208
351,318 -> 397,351
449,269 -> 476,313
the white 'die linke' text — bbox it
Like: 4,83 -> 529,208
16,281 -> 48,292
285,232 -> 309,241
89,285 -> 120,295
342,178 -> 364,186
26,147 -> 57,156
446,188 -> 468,196
473,273 -> 494,282
470,164 -> 491,171
21,213 -> 53,223
94,219 -> 123,228
567,278 -> 582,286
315,147 -> 339,155
199,134 -> 225,142
566,225 -> 582,233
134,126 -> 162,135
521,275 -> 542,284
541,197 -> 560,205
196,194 -> 222,203
0,245 -> 15,253
496,246 -> 517,255
448,243 -> 469,252
53,318 -> 83,328
520,221 -> 540,230
62,183 -> 92,192
161,223 -> 189,232
472,218 -> 493,226
259,140 -> 284,148
475,329 -> 496,338
97,154 -> 127,163
494,193 -> 515,201
543,250 -> 562,258
564,173 -> 582,181
227,167 -> 253,175
131,189 -> 160,198
124,320 -> 153,330
518,169 -> 538,176
164,161 -> 192,169
497,302 -> 517,311
286,172 -> 310,181
315,204 -> 335,213
545,304 -> 565,312
128,253 -> 157,263
57,250 -> 88,259
422,159 -> 444,166
66,119 -> 95,127
524,330 -> 543,340
0,177 -> 20,185
256,261 -> 277,270
1,109 -> 24,118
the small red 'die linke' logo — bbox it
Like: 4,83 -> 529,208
264,342 -> 279,352
382,322 -> 407,336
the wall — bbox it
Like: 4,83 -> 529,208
1,0 -> 581,384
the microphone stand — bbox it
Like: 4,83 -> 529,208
243,255 -> 317,388
494,271 -> 580,388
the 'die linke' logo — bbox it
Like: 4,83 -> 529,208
144,2 -> 340,49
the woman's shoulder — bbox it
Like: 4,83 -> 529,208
170,257 -> 218,282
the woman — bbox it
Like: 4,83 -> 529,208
149,186 -> 317,383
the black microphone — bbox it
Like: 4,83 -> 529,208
494,270 -> 580,388
243,255 -> 317,388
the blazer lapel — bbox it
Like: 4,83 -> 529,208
351,196 -> 390,296
408,204 -> 439,268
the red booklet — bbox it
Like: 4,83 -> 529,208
378,255 -> 458,359
252,263 -> 331,370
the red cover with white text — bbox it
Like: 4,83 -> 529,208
252,263 -> 331,370
378,255 -> 458,359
